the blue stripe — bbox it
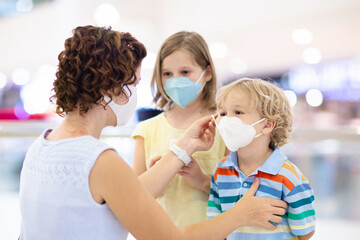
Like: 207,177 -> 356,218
220,195 -> 240,204
287,183 -> 312,196
288,196 -> 315,208
210,188 -> 219,199
218,181 -> 241,189
258,184 -> 283,198
208,152 -> 316,239
228,231 -> 296,240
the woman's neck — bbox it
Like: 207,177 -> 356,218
47,105 -> 108,141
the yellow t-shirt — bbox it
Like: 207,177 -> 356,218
132,112 -> 226,227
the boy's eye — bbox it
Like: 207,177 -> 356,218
219,112 -> 226,116
235,111 -> 243,115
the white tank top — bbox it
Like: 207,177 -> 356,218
19,130 -> 128,240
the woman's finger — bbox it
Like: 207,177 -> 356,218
270,206 -> 286,216
269,199 -> 288,209
244,177 -> 260,196
268,215 -> 283,224
260,221 -> 276,230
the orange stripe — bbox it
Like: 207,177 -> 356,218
219,156 -> 228,162
214,168 -> 239,181
285,160 -> 308,181
282,161 -> 300,180
255,171 -> 294,191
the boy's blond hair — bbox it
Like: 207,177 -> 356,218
216,78 -> 293,148
151,31 -> 217,110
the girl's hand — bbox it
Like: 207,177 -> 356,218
148,155 -> 162,168
178,157 -> 211,194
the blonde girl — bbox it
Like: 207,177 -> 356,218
132,31 -> 227,227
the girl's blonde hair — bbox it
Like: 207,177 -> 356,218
151,31 -> 217,110
216,78 -> 293,148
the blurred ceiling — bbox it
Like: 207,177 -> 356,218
0,0 -> 360,82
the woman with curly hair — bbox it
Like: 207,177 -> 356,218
18,25 -> 287,240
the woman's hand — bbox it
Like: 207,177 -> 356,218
178,158 -> 211,194
234,177 -> 288,230
176,115 -> 217,156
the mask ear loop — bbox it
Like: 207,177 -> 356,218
250,118 -> 266,126
211,114 -> 219,128
196,71 -> 206,93
251,118 -> 266,138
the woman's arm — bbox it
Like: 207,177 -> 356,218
132,137 -> 147,176
90,151 -> 287,240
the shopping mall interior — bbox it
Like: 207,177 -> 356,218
0,0 -> 360,239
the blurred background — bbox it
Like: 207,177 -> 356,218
0,0 -> 360,239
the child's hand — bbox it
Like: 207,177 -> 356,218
148,155 -> 162,168
177,157 -> 210,194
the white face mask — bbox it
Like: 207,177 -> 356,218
212,115 -> 265,151
104,85 -> 137,126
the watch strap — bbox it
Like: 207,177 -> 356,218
169,142 -> 191,166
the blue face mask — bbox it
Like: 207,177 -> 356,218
164,71 -> 206,108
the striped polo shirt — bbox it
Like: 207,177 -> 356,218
207,148 -> 316,240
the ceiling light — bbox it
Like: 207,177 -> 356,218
302,47 -> 322,64
305,88 -> 323,107
284,90 -> 297,107
292,28 -> 313,44
12,68 -> 31,86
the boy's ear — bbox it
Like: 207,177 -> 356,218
204,65 -> 212,82
262,119 -> 276,134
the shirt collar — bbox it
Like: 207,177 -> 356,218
222,151 -> 238,168
222,148 -> 286,176
256,148 -> 286,175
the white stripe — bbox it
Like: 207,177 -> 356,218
234,224 -> 292,234
290,220 -> 316,230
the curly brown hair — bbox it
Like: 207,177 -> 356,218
50,25 -> 147,116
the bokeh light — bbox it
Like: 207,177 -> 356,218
305,88 -> 323,107
284,89 -> 297,107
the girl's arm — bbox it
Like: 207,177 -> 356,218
132,137 -> 147,176
90,151 -> 287,240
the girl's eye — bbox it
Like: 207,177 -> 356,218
163,72 -> 172,77
182,70 -> 190,75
